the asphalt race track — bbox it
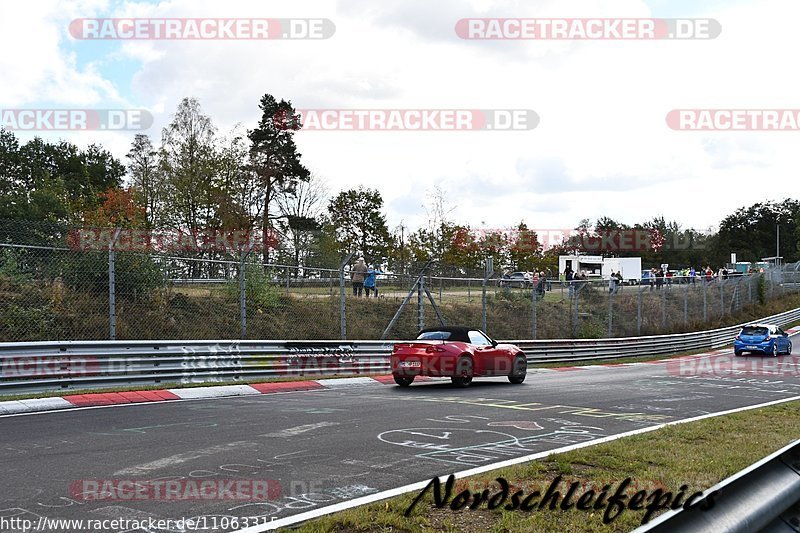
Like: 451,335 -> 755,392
1,333 -> 799,533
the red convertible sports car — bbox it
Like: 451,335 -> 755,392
391,326 -> 527,387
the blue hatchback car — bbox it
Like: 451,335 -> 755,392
734,324 -> 793,357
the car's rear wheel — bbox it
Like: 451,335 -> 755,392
734,350 -> 742,357
508,355 -> 527,384
772,343 -> 779,357
451,357 -> 473,387
787,341 -> 793,355
394,375 -> 414,387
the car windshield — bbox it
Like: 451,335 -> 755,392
740,326 -> 769,336
468,330 -> 493,346
417,331 -> 452,340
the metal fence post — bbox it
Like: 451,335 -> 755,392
703,281 -> 708,322
532,286 -> 538,340
607,288 -> 613,337
239,255 -> 247,339
481,278 -> 487,332
339,253 -> 354,340
637,286 -> 642,335
108,243 -> 116,340
572,288 -> 580,337
482,257 -> 492,333
719,281 -> 725,316
661,284 -> 667,329
683,282 -> 689,325
418,274 -> 425,331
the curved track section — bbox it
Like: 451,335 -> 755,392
1,333 -> 799,532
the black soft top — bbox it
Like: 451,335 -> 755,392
417,326 -> 478,343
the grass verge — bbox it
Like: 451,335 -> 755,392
291,399 -> 800,533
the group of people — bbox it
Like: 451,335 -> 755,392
608,270 -> 624,293
349,257 -> 383,297
646,267 -> 668,289
530,271 -> 548,297
563,266 -> 590,297
654,266 -> 733,286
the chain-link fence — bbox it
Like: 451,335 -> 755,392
1,219 -> 799,342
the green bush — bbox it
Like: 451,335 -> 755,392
227,263 -> 282,311
56,251 -> 165,299
0,249 -> 31,284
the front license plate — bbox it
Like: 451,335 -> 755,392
399,361 -> 421,368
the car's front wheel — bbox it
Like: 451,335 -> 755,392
451,357 -> 473,387
393,376 -> 414,387
787,341 -> 793,355
508,355 -> 527,384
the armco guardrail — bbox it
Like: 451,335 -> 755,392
0,308 -> 798,395
519,307 -> 800,364
634,439 -> 800,533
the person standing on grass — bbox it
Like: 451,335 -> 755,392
614,270 -> 624,292
364,264 -> 383,297
565,265 -> 575,298
351,257 -> 368,297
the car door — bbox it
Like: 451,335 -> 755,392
468,330 -> 504,375
775,328 -> 788,352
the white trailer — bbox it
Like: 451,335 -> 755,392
558,255 -> 604,279
602,257 -> 642,284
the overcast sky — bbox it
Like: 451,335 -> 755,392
2,0 -> 798,234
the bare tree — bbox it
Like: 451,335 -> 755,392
276,173 -> 328,269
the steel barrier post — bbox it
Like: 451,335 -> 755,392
662,284 -> 667,329
720,281 -> 725,316
703,281 -> 708,322
607,289 -> 613,337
